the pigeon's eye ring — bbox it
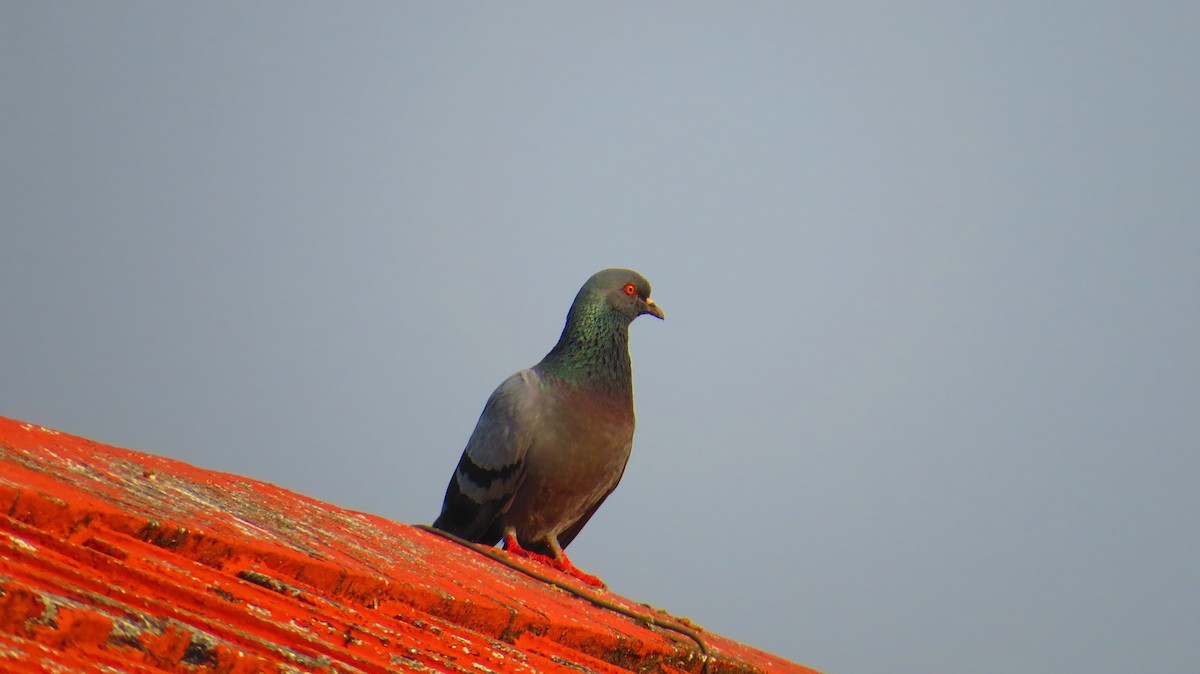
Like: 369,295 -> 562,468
623,283 -> 637,296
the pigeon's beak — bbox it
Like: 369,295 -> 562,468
644,298 -> 665,320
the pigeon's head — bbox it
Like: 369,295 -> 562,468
582,268 -> 665,323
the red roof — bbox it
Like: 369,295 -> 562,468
0,416 -> 820,673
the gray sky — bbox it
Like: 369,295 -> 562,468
3,3 -> 1198,673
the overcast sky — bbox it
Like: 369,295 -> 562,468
3,4 -> 1198,673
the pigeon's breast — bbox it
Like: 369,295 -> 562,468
505,386 -> 635,539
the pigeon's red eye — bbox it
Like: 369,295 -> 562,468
623,283 -> 637,296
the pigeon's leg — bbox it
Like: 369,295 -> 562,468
502,529 -> 605,588
502,528 -> 557,566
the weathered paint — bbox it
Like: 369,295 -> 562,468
0,416 -> 819,674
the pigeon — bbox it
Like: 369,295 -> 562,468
432,268 -> 664,586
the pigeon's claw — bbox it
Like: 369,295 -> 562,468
503,530 -> 606,588
553,553 -> 606,588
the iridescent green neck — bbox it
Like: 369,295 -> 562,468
539,299 -> 632,393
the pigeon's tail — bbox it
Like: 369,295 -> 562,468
430,512 -> 451,532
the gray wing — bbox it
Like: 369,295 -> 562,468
431,369 -> 543,544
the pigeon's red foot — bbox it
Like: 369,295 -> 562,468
502,533 -> 558,566
552,554 -> 605,588
502,533 -> 606,588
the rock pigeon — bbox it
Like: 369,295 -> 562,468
432,268 -> 664,586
